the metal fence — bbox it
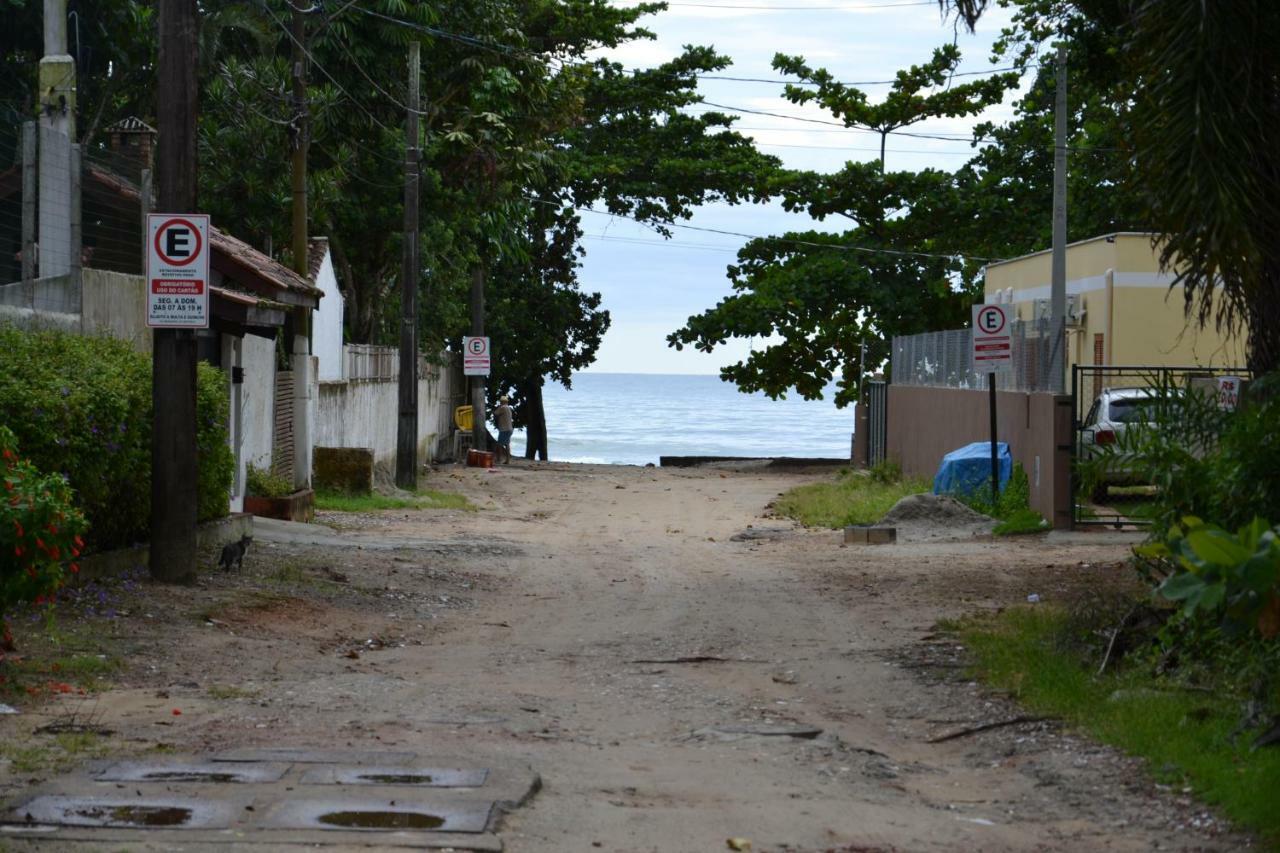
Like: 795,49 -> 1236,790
892,319 -> 1055,392
866,379 -> 888,467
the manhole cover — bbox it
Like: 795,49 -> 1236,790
300,766 -> 488,787
95,761 -> 289,784
268,799 -> 492,833
14,796 -> 236,829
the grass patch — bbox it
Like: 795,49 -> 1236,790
774,470 -> 929,528
315,488 -> 475,513
0,731 -> 108,775
993,507 -> 1051,536
956,606 -> 1280,845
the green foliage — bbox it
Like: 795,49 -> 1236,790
1,426 -> 89,644
868,458 -> 902,485
0,327 -> 231,551
196,364 -> 235,524
956,461 -> 1046,532
993,508 -> 1050,536
246,464 -> 293,499
1138,517 -> 1280,640
774,469 -> 928,529
956,605 -> 1280,843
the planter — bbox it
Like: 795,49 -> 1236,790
244,488 -> 315,523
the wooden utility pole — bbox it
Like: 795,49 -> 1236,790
150,0 -> 200,584
290,5 -> 308,273
1048,44 -> 1068,393
395,42 -> 421,489
470,266 -> 487,451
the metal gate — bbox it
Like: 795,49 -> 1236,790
272,370 -> 295,485
1070,364 -> 1250,527
867,379 -> 889,467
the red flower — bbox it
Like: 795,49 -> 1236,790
69,562 -> 79,574
171,708 -> 182,716
47,523 -> 58,535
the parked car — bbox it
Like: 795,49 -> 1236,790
1079,387 -> 1159,500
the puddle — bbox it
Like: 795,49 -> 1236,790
141,772 -> 239,783
71,805 -> 191,827
318,810 -> 445,830
358,773 -> 434,785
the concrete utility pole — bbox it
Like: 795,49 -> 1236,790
150,0 -> 200,584
396,42 -> 421,489
289,4 -> 313,491
470,266 -> 487,452
1048,44 -> 1068,393
38,0 -> 75,279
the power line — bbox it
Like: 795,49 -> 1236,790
613,0 -> 937,9
530,196 -> 1006,263
702,65 -> 1025,86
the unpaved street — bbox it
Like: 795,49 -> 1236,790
1,462 -> 1244,851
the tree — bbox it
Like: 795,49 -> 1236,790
941,0 -> 1280,375
669,47 -> 1018,407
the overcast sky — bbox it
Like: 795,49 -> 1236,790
579,0 -> 1021,374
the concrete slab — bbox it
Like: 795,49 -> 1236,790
844,525 -> 897,544
12,794 -> 242,829
300,766 -> 489,787
95,760 -> 289,783
0,825 -> 505,850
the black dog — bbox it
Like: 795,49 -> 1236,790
217,535 -> 252,571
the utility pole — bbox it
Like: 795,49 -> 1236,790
150,0 -> 200,584
288,3 -> 313,491
470,266 -> 487,452
39,0 -> 75,280
396,42 -> 421,489
1048,44 -> 1068,393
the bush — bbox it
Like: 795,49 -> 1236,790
246,464 -> 294,499
0,326 -> 232,552
1,426 -> 89,648
956,462 -> 1047,533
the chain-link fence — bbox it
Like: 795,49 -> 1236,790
891,319 -> 1055,392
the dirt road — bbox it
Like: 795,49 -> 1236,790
0,462 -> 1242,851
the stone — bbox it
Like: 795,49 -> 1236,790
844,525 -> 897,545
313,447 -> 375,495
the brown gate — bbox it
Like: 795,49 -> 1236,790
272,370 -> 295,484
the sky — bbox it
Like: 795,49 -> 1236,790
579,0 -> 1022,374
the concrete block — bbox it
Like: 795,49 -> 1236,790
844,525 -> 897,545
313,446 -> 374,494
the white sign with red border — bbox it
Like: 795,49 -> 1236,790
146,213 -> 210,328
462,335 -> 491,377
1216,375 -> 1242,410
972,303 -> 1012,372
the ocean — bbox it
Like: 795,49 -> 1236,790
518,372 -> 856,466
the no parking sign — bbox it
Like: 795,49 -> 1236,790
463,336 -> 491,376
972,303 -> 1012,372
146,213 -> 210,328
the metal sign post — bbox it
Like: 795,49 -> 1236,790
973,304 -> 1013,504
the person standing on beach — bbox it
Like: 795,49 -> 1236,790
494,396 -> 514,464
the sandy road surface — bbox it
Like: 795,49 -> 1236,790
0,462 -> 1244,851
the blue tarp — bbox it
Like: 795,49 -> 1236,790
933,441 -> 1012,499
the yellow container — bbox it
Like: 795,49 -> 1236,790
454,405 -> 474,431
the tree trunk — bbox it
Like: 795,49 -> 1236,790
1247,261 -> 1280,376
522,380 -> 548,461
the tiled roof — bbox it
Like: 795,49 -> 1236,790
105,116 -> 156,134
210,228 -> 322,299
307,237 -> 330,283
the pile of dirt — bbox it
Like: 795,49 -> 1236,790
878,493 -> 994,540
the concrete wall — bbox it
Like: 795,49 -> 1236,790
983,233 -> 1247,380
312,249 -> 345,382
83,269 -> 150,352
886,385 -> 1072,529
314,350 -> 462,469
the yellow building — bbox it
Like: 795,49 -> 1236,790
983,232 -> 1247,376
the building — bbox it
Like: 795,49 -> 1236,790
983,232 -> 1247,376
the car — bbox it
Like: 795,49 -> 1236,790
1078,386 -> 1160,500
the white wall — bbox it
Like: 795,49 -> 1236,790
241,333 -> 277,471
312,246 -> 345,382
314,349 -> 461,468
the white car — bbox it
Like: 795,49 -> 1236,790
1079,387 -> 1158,499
